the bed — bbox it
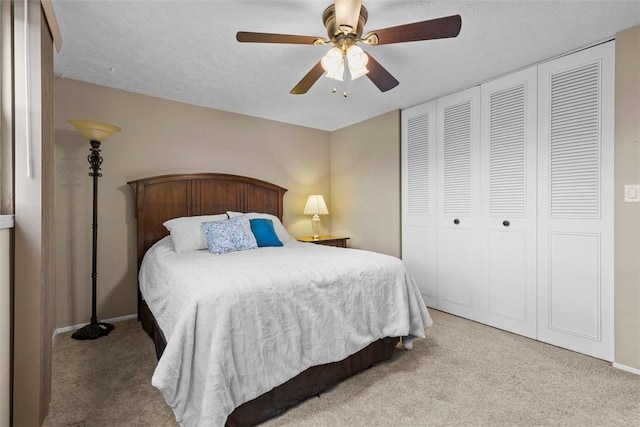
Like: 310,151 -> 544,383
128,173 -> 431,426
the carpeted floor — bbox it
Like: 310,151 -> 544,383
44,310 -> 640,427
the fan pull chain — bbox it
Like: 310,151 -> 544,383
343,55 -> 349,97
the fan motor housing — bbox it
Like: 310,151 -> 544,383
322,4 -> 368,42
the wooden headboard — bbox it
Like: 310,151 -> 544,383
127,173 -> 287,268
128,173 -> 287,318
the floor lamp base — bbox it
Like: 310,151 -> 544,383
71,322 -> 115,340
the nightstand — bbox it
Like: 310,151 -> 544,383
297,235 -> 350,248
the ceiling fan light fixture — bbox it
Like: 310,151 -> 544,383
321,47 -> 344,73
349,65 -> 369,80
237,1 -> 462,95
346,45 -> 369,80
346,45 -> 367,68
325,63 -> 345,81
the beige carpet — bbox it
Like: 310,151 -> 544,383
44,310 -> 640,426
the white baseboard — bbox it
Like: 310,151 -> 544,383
53,313 -> 137,340
613,362 -> 640,376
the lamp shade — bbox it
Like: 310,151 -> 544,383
346,45 -> 369,80
303,195 -> 329,215
321,47 -> 345,82
68,119 -> 121,142
321,47 -> 343,73
325,62 -> 345,82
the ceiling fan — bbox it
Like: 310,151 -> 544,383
236,0 -> 462,95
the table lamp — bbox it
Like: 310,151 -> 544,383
303,195 -> 329,239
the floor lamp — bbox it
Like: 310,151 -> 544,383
68,119 -> 121,340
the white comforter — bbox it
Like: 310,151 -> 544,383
140,237 -> 432,426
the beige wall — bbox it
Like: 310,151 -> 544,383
330,110 -> 401,257
54,78 -> 331,328
614,25 -> 640,371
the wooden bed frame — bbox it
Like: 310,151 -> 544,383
127,173 -> 399,426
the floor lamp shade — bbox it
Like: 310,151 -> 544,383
67,120 -> 121,143
67,119 -> 121,340
303,195 -> 329,239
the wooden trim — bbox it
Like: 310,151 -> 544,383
40,1 -> 61,52
12,2 -> 56,425
39,6 -> 55,424
1,5 -> 14,426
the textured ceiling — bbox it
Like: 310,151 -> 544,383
52,0 -> 640,131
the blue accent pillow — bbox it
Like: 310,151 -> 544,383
250,218 -> 283,247
201,215 -> 258,254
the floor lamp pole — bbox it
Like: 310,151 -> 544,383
68,120 -> 120,340
89,140 -> 101,326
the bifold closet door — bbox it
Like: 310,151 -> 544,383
436,87 -> 481,319
479,67 -> 538,338
402,101 -> 438,307
537,42 -> 614,360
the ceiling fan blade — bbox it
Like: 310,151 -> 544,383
290,61 -> 325,95
366,14 -> 462,45
365,54 -> 399,92
236,31 -> 323,45
334,0 -> 362,34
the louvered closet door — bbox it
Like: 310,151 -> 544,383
402,101 -> 437,307
436,87 -> 481,319
480,67 -> 538,338
537,42 -> 614,360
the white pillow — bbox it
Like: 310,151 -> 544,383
163,214 -> 228,252
226,211 -> 293,242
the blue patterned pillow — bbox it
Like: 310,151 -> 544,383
201,215 -> 258,254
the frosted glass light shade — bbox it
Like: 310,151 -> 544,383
321,47 -> 344,73
303,195 -> 329,215
325,63 -> 345,81
346,45 -> 369,80
346,45 -> 367,69
68,119 -> 121,142
322,47 -> 346,81
349,65 -> 369,80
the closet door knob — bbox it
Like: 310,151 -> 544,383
453,219 -> 460,225
503,220 -> 510,227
